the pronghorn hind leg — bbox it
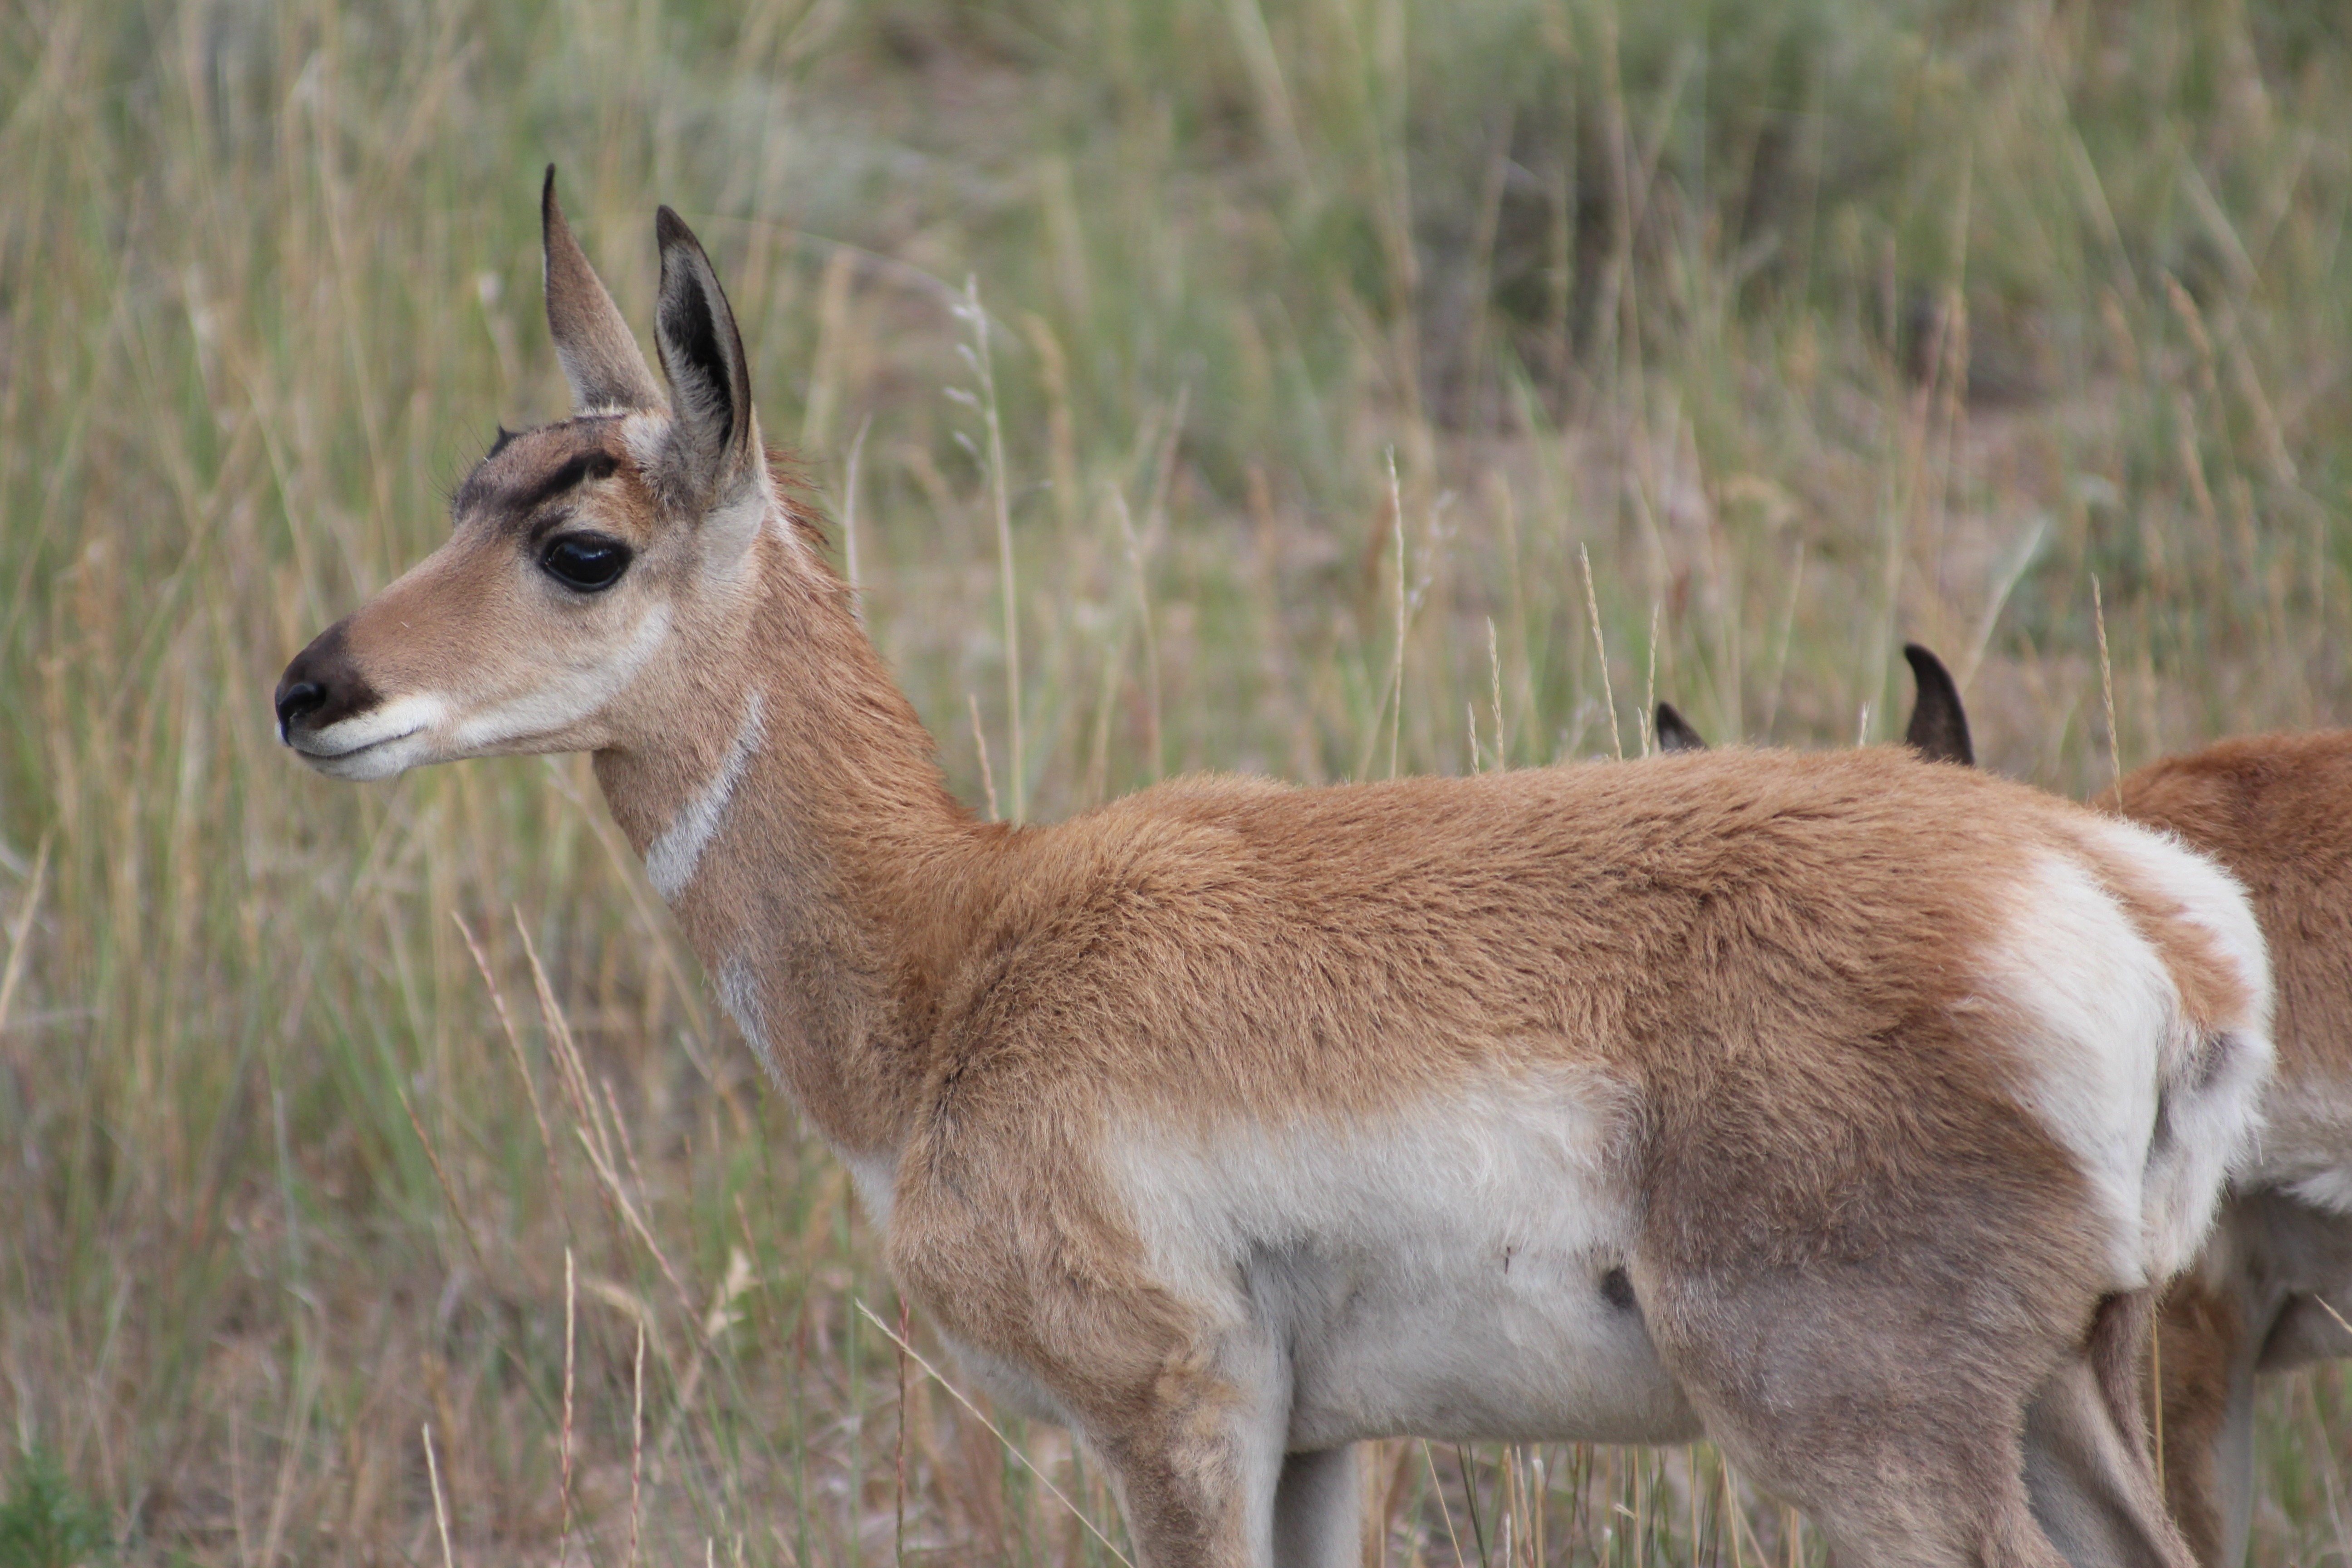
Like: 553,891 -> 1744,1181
2151,1268 -> 2259,1568
2022,1361 -> 2195,1568
1638,1272 -> 2073,1567
1704,1400 -> 2069,1568
2200,1341 -> 2260,1568
1632,1057 -> 2123,1563
2020,1291 -> 2195,1568
1272,1446 -> 1362,1568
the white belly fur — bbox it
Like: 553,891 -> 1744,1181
1108,1066 -> 1699,1449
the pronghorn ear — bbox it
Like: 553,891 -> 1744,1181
1654,702 -> 1708,753
652,205 -> 764,518
541,168 -> 663,414
1902,643 -> 1975,766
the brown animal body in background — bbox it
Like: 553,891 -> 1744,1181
2104,735 -> 2352,1567
274,177 -> 2272,1568
1666,655 -> 2351,1568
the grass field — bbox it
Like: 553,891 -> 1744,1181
4,0 -> 2352,1561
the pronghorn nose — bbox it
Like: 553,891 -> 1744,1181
275,618 -> 377,741
274,678 -> 327,734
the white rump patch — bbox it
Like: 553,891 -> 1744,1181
2283,1153 -> 2352,1217
1977,830 -> 2272,1285
1106,1068 -> 1696,1448
646,693 -> 767,901
2252,1081 -> 2352,1215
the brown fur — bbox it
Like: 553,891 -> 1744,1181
2102,734 -> 2352,1136
2101,735 -> 2352,1568
271,187 -> 2273,1568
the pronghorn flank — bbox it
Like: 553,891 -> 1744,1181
275,175 -> 2271,1568
1664,652 -> 2352,1568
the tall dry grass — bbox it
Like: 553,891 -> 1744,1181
2,0 -> 2349,1561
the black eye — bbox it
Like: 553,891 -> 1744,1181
541,534 -> 631,592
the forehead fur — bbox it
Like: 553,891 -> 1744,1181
452,415 -> 836,561
451,416 -> 645,535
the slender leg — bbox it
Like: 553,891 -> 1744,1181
2153,1267 -> 2257,1568
2021,1353 -> 2194,1568
2166,1191 -> 2352,1567
1637,1266 -> 2078,1568
2205,1345 -> 2259,1568
1630,1133 -> 2125,1565
1076,1337 -> 1292,1568
1699,1386 -> 2068,1568
1273,1446 -> 1362,1568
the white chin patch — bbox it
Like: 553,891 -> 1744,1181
289,694 -> 451,781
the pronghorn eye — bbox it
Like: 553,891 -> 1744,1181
541,534 -> 632,593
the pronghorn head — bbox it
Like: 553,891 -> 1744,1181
274,170 -> 784,780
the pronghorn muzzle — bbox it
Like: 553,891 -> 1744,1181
275,619 -> 392,762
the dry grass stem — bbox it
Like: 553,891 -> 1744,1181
425,1423 -> 456,1568
854,1299 -> 1136,1568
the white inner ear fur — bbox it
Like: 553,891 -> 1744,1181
702,456 -> 773,570
620,409 -> 791,583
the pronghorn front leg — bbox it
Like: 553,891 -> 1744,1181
1084,1384 -> 1292,1568
891,1164 -> 1294,1568
1272,1446 -> 1362,1568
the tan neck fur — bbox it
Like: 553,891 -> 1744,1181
593,521 -> 992,1157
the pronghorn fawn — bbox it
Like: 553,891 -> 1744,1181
1667,652 -> 2351,1567
276,176 -> 2270,1568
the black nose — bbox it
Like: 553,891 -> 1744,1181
274,618 -> 378,743
275,679 -> 327,734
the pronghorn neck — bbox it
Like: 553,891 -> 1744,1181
593,521 -> 985,1160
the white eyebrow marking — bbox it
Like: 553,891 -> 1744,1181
644,692 -> 766,901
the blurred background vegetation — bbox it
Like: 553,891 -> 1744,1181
2,0 -> 2349,1561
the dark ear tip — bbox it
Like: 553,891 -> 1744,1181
542,165 -> 559,215
654,206 -> 696,251
1901,642 -> 1943,677
1654,702 -> 1708,753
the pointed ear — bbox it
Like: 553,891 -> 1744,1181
1902,643 -> 1975,765
542,168 -> 662,414
651,206 -> 764,513
1654,702 -> 1708,753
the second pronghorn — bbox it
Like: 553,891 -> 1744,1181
275,176 -> 2270,1568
